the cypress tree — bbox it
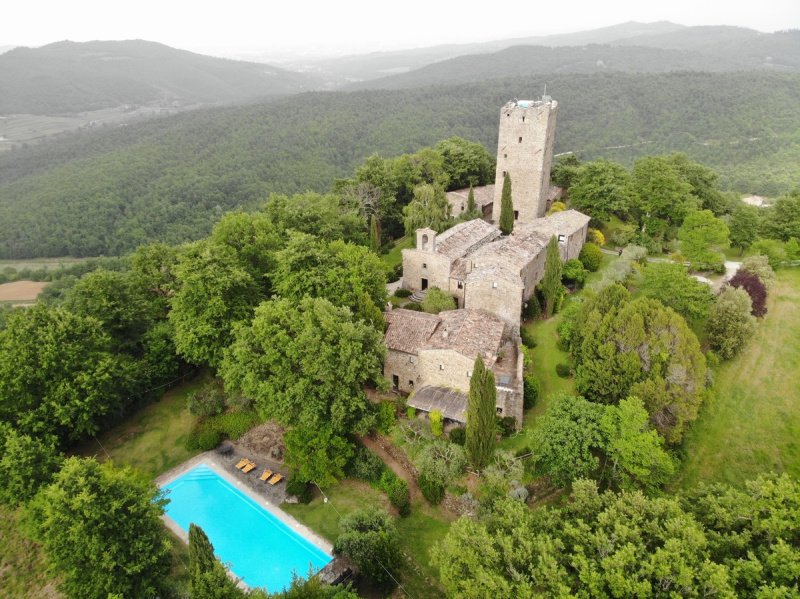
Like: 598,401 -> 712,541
188,523 -> 216,577
466,185 -> 476,215
369,214 -> 380,253
541,236 -> 563,317
499,173 -> 514,235
466,357 -> 496,469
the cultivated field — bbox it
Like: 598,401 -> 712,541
676,269 -> 800,488
0,280 -> 47,303
0,257 -> 91,271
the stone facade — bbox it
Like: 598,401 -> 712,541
491,99 -> 558,223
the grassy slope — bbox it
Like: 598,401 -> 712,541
0,505 -> 62,598
675,269 -> 800,488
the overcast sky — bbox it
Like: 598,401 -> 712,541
6,0 -> 799,58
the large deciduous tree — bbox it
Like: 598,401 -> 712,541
761,190 -> 800,241
569,159 -> 634,223
531,394 -> 605,486
728,270 -> 768,317
728,204 -> 760,254
434,136 -> 495,190
0,423 -> 63,505
637,261 -> 714,322
284,425 -> 354,488
707,287 -> 757,359
169,240 -> 260,368
630,155 -> 696,244
569,285 -> 707,443
333,507 -> 401,590
498,173 -> 514,235
678,209 -> 730,271
540,236 -> 563,317
264,192 -> 367,245
26,457 -> 171,599
465,357 -> 496,469
402,183 -> 452,235
0,304 -> 131,441
272,233 -> 387,328
220,297 -> 385,434
599,396 -> 674,491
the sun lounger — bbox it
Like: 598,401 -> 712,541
259,469 -> 273,481
242,462 -> 257,473
235,458 -> 249,469
267,473 -> 283,485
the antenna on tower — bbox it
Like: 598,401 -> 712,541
542,84 -> 551,103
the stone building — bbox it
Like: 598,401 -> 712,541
491,98 -> 558,223
401,209 -> 590,330
446,184 -> 495,219
383,308 -> 524,428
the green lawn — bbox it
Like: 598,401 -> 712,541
76,374 -> 206,478
380,236 -> 414,271
674,269 -> 800,489
0,505 -> 61,598
285,480 -> 451,598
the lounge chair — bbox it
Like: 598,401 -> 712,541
259,469 -> 273,481
267,473 -> 283,485
235,458 -> 249,469
242,462 -> 257,473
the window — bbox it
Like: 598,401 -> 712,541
496,407 -> 503,415
518,136 -> 522,143
460,203 -> 464,211
409,380 -> 414,388
502,170 -> 507,177
514,210 -> 519,220
422,263 -> 427,269
457,281 -> 463,289
522,116 -> 525,123
503,153 -> 507,159
557,234 -> 566,244
492,282 -> 498,289
467,371 -> 472,377
439,364 -> 444,370
392,375 -> 399,390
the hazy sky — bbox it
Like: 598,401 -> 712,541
6,0 -> 799,57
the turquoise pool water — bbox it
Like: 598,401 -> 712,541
163,464 -> 331,591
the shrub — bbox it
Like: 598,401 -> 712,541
406,406 -> 416,419
186,383 -> 225,417
346,446 -> 385,482
514,446 -> 532,458
549,201 -> 566,213
579,243 -> 602,272
393,288 -> 412,298
750,239 -> 786,269
519,329 -> 537,351
589,228 -> 606,246
555,363 -> 571,378
562,259 -> 587,288
728,270 -> 768,317
421,287 -> 457,314
740,255 -> 776,289
376,401 -> 396,434
430,410 -> 443,437
403,302 -> 423,311
285,476 -> 313,504
186,426 -> 222,451
378,472 -> 410,516
708,287 -> 757,360
419,473 -> 445,504
523,374 -> 540,409
207,411 -> 261,440
449,427 -> 466,445
498,416 -> 517,437
610,223 -> 636,247
523,294 -> 542,320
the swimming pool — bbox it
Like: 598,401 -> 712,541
163,463 -> 331,591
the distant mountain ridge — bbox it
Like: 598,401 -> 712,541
0,39 -> 321,114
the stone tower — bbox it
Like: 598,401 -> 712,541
491,98 -> 558,224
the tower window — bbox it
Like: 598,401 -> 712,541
440,364 -> 444,370
457,281 -> 463,289
514,210 -> 519,220
422,263 -> 427,269
503,153 -> 507,159
522,116 -> 525,123
518,136 -> 523,143
557,234 -> 566,244
502,170 -> 507,177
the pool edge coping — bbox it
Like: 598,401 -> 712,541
155,451 -> 334,561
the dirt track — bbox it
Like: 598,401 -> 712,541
0,280 -> 47,301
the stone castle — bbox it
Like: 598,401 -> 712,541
383,98 -> 590,430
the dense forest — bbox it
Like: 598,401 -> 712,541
0,40 -> 319,114
1,70 -> 799,258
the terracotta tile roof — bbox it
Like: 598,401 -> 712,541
384,309 -> 440,355
407,386 -> 468,423
425,309 -> 505,361
434,219 -> 501,259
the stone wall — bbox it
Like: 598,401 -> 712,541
384,349 -> 420,394
464,277 -> 524,331
401,248 -> 452,292
491,100 -> 558,224
418,348 -> 475,394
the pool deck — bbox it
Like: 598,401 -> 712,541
155,450 -> 334,558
